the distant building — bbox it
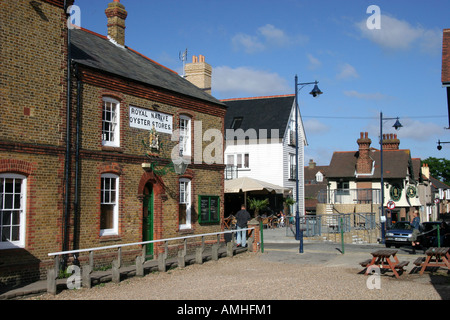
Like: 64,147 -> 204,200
317,132 -> 427,227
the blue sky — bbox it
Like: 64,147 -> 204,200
73,0 -> 449,165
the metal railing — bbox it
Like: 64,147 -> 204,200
284,213 -> 376,238
46,228 -> 256,295
317,188 -> 381,204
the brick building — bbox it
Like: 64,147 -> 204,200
0,0 -> 226,287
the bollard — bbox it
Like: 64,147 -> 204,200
178,250 -> 186,268
82,265 -> 92,288
196,247 -> 204,264
47,268 -> 57,295
158,254 -> 166,272
135,256 -> 144,277
226,241 -> 234,257
247,237 -> 253,252
211,243 -> 219,260
112,259 -> 120,283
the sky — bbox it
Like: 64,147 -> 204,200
73,0 -> 450,166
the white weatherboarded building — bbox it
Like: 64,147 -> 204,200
222,95 -> 307,216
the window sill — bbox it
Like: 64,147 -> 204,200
178,228 -> 194,235
99,234 -> 121,242
101,145 -> 124,153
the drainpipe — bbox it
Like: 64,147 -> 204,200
62,0 -> 72,268
73,63 -> 82,257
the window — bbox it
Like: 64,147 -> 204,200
231,117 -> 243,129
199,196 -> 220,224
102,97 -> 120,147
179,115 -> 191,157
225,153 -> 250,169
0,174 -> 26,249
288,119 -> 296,146
179,179 -> 191,229
100,174 -> 119,236
289,154 -> 296,180
316,171 -> 323,183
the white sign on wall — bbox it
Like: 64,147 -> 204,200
129,106 -> 173,134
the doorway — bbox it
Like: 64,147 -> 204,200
143,183 -> 154,258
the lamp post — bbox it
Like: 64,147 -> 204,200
295,75 -> 323,253
437,140 -> 450,150
379,112 -> 402,244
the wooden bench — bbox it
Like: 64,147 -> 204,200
360,259 -> 372,267
394,261 -> 409,270
414,257 -> 426,266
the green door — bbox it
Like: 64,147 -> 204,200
143,184 -> 154,258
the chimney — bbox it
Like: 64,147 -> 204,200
356,132 -> 373,174
422,163 -> 430,179
382,133 -> 400,150
105,0 -> 128,47
185,55 -> 212,95
308,159 -> 316,169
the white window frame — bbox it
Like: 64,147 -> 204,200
225,153 -> 250,169
179,115 -> 191,157
179,178 -> 191,230
100,173 -> 119,236
0,174 -> 26,250
102,97 -> 120,147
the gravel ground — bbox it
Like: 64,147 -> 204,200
28,252 -> 449,300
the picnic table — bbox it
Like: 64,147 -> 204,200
360,249 -> 409,279
416,247 -> 450,275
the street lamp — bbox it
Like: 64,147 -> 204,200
295,75 -> 323,253
437,140 -> 450,150
380,112 -> 402,244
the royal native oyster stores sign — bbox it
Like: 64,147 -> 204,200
129,106 -> 173,134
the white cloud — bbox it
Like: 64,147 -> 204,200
394,118 -> 443,142
231,33 -> 265,54
303,119 -> 330,135
307,54 -> 322,70
232,24 -> 307,53
366,118 -> 443,143
336,63 -> 359,80
356,14 -> 441,54
212,66 -> 290,97
344,90 -> 392,101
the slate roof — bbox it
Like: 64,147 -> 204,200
327,149 -> 414,180
70,28 -> 224,107
222,95 -> 295,140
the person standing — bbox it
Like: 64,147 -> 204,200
410,210 -> 421,254
235,204 -> 251,247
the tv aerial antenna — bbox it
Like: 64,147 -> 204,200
179,48 -> 188,77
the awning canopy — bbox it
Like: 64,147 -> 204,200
224,177 -> 288,194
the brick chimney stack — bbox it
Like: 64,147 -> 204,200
105,0 -> 128,47
356,132 -> 373,174
382,133 -> 400,150
185,55 -> 212,95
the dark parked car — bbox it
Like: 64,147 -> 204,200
417,221 -> 450,248
385,221 -> 414,248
